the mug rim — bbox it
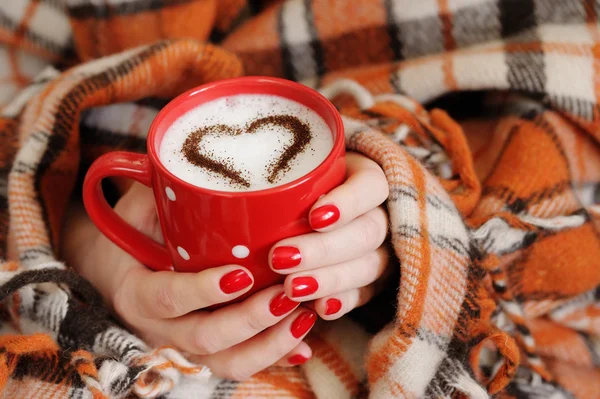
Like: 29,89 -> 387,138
147,76 -> 345,198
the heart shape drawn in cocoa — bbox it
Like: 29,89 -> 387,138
181,115 -> 312,188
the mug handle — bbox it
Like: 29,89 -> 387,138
82,151 -> 173,271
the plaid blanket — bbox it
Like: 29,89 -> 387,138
1,0 -> 599,398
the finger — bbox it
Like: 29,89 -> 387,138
275,342 -> 313,367
192,307 -> 317,381
152,286 -> 300,355
314,284 -> 376,320
309,152 -> 388,231
283,245 -> 390,301
114,182 -> 163,242
270,206 -> 388,273
115,264 -> 254,319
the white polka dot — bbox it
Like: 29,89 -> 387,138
232,245 -> 250,259
165,187 -> 176,201
177,246 -> 190,260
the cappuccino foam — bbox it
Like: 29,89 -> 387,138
159,94 -> 333,192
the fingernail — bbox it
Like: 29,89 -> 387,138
325,298 -> 342,315
288,354 -> 309,365
291,311 -> 317,338
272,246 -> 302,270
269,291 -> 299,316
309,204 -> 340,230
291,276 -> 319,298
219,269 -> 252,294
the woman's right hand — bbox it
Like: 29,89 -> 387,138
62,183 -> 316,380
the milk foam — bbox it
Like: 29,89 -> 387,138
159,94 -> 333,192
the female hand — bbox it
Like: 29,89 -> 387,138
62,183 -> 317,381
269,152 -> 392,319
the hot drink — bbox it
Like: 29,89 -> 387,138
159,94 -> 333,192
84,76 -> 345,299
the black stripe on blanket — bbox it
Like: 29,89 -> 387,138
0,8 -> 66,55
499,0 -> 547,94
68,0 -> 196,19
383,0 -> 404,61
277,0 -> 325,83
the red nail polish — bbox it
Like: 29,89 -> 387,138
219,270 -> 252,294
272,246 -> 302,270
288,354 -> 309,365
309,204 -> 340,230
291,311 -> 317,338
325,298 -> 342,315
269,292 -> 300,316
291,276 -> 319,298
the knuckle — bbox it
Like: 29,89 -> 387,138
194,275 -> 221,306
351,195 -> 363,218
373,169 -> 389,201
272,337 -> 296,360
361,213 -> 385,247
138,210 -> 162,241
362,167 -> 389,203
368,248 -> 381,263
112,269 -> 138,319
365,251 -> 383,279
191,326 -> 220,355
369,249 -> 383,267
155,279 -> 182,316
327,268 -> 345,294
314,235 -> 332,264
243,311 -> 270,334
112,285 -> 129,320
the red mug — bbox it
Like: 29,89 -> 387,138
83,76 -> 346,299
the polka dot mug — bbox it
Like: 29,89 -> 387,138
83,77 -> 346,303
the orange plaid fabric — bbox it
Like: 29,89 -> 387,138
0,0 -> 599,398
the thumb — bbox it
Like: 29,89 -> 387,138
113,182 -> 164,243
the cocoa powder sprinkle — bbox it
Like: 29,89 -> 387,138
181,114 -> 312,189
182,124 -> 250,188
246,115 -> 312,184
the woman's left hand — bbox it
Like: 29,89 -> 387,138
269,152 -> 392,321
